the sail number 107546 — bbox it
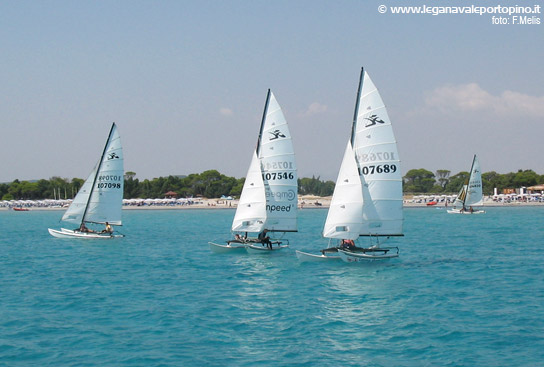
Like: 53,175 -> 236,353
264,161 -> 294,170
262,172 -> 295,181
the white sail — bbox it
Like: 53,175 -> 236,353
231,151 -> 267,232
323,141 -> 363,240
258,91 -> 298,232
465,155 -> 483,207
62,163 -> 98,224
353,70 -> 403,236
322,69 -> 402,241
62,123 -> 124,225
231,90 -> 297,234
452,185 -> 468,210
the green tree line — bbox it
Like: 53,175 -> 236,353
1,170 -> 336,200
2,168 -> 543,201
403,168 -> 544,194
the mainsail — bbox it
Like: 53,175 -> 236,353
62,123 -> 124,225
323,68 -> 403,239
258,91 -> 298,232
465,155 -> 483,206
231,90 -> 298,233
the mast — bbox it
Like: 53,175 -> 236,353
463,154 -> 477,207
350,67 -> 364,147
80,122 -> 117,226
256,89 -> 271,157
468,154 -> 477,183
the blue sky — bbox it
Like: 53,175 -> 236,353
1,0 -> 542,182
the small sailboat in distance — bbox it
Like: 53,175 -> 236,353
447,154 -> 485,214
209,89 -> 298,253
48,123 -> 125,239
296,67 -> 403,262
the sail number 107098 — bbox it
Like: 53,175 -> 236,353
97,175 -> 122,189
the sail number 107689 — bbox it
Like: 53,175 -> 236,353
357,152 -> 396,162
358,164 -> 397,176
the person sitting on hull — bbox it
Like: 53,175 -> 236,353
341,239 -> 356,251
258,229 -> 273,250
229,233 -> 246,244
78,223 -> 96,233
101,222 -> 113,234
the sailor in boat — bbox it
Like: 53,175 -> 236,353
320,239 -> 355,255
78,223 -> 94,233
258,229 -> 273,249
101,222 -> 113,234
341,238 -> 391,254
341,239 -> 357,251
228,233 -> 246,245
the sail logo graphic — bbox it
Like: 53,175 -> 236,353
364,114 -> 385,127
266,189 -> 296,202
269,129 -> 286,140
108,152 -> 120,160
266,204 -> 294,213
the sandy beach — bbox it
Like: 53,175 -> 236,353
2,194 -> 543,211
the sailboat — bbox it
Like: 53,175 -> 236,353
209,90 -> 298,253
447,154 -> 485,214
296,67 -> 403,263
48,123 -> 125,239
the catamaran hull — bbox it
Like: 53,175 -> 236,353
295,250 -> 341,262
337,249 -> 399,262
446,209 -> 485,214
245,243 -> 289,254
48,228 -> 123,239
208,242 -> 247,254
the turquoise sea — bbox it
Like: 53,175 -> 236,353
1,207 -> 543,366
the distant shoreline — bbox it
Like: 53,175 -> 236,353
2,196 -> 544,211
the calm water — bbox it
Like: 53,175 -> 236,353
1,207 -> 543,366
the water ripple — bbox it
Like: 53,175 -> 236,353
1,208 -> 544,366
